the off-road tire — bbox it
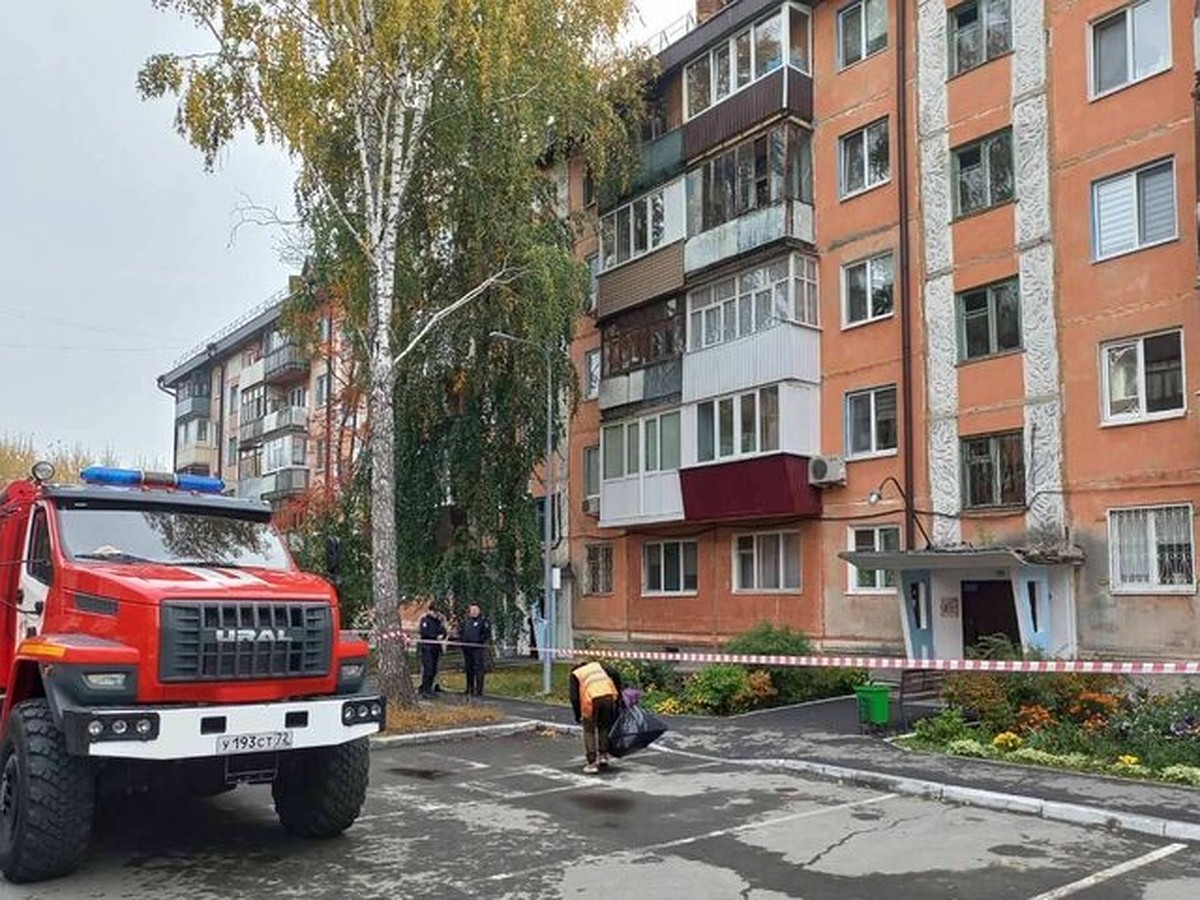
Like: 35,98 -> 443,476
271,738 -> 369,838
0,699 -> 96,883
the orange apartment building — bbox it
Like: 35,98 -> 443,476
564,0 -> 1200,660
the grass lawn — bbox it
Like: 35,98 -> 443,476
436,661 -> 575,705
384,702 -> 504,734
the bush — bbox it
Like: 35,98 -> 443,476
992,731 -> 1023,752
943,674 -> 1015,733
947,739 -> 994,759
654,696 -> 689,716
1160,764 -> 1200,787
912,709 -> 972,747
723,624 -> 815,703
633,659 -> 685,695
734,670 -> 777,710
1009,747 -> 1070,768
682,664 -> 751,715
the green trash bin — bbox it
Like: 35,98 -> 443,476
854,684 -> 891,727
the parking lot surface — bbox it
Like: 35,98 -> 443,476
9,732 -> 1200,899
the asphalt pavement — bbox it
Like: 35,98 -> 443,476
8,728 -> 1200,899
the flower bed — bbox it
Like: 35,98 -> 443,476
900,672 -> 1200,786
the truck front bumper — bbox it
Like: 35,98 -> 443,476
60,694 -> 384,760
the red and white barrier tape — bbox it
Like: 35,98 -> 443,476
366,630 -> 1200,676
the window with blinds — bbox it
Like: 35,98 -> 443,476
1092,159 -> 1176,260
1109,505 -> 1195,591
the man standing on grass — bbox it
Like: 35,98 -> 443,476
457,604 -> 492,698
570,659 -> 624,774
417,602 -> 448,698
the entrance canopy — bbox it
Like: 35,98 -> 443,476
839,547 -> 1085,572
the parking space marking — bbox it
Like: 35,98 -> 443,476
483,792 -> 899,884
1026,843 -> 1187,900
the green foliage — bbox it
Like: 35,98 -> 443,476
724,624 -> 816,703
632,659 -> 685,695
682,665 -> 751,716
912,709 -> 972,747
946,739 -> 994,759
1160,765 -> 1200,787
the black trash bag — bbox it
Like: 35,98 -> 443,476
607,704 -> 668,758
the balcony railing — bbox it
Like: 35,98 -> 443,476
239,416 -> 265,447
176,443 -> 216,471
263,344 -> 310,384
262,405 -> 308,437
684,201 -> 814,274
174,394 -> 211,421
682,322 -> 819,405
599,358 -> 682,413
262,466 -> 310,500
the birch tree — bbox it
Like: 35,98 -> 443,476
140,0 -> 640,708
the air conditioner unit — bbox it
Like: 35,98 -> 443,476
582,496 -> 601,516
808,455 -> 846,487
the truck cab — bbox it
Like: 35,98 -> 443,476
0,465 -> 382,884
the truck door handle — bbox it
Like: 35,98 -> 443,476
34,600 -> 44,615
15,588 -> 23,604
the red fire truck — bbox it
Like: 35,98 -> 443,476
0,464 -> 383,883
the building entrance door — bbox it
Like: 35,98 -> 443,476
961,579 -> 1020,652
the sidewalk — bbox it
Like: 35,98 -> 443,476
470,693 -> 1200,837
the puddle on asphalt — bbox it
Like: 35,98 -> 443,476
988,844 -> 1049,858
568,793 -> 637,814
389,766 -> 451,780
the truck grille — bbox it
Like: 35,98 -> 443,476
160,601 -> 332,682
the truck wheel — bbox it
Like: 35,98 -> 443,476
272,738 -> 369,838
0,699 -> 96,883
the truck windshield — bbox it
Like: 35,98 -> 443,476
55,505 -> 292,570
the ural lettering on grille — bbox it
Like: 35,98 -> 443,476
160,601 -> 332,681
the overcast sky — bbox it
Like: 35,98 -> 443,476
0,0 -> 692,469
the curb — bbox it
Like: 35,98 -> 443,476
371,718 -> 580,748
369,723 -> 1200,844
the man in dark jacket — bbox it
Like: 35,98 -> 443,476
417,603 -> 448,697
570,659 -> 625,773
457,604 -> 492,697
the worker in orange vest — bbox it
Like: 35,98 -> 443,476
569,659 -> 625,774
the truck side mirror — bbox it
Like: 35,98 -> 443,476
324,536 -> 343,579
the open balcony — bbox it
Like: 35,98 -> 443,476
261,466 -> 310,501
685,201 -> 814,274
174,394 -> 211,421
261,405 -> 308,439
239,416 -> 265,448
176,442 -> 216,472
263,344 -> 310,385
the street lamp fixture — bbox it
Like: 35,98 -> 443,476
490,330 -> 557,696
867,475 -> 933,549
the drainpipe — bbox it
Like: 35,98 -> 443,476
215,362 -> 226,480
896,1 -> 917,549
325,304 -> 334,504
155,376 -> 178,472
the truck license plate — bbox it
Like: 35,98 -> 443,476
216,731 -> 294,754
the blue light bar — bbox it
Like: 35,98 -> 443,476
80,467 -> 226,494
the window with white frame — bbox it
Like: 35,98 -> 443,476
689,254 -> 818,351
849,526 -> 900,591
315,438 -> 327,472
684,7 -> 802,120
600,189 -> 666,271
949,0 -> 1012,76
585,254 -> 599,313
1101,330 -> 1184,424
315,373 -> 330,406
1092,159 -> 1176,260
838,0 -> 888,68
697,386 -> 780,463
602,412 -> 680,480
957,278 -> 1021,361
953,130 -> 1014,217
735,532 -> 801,591
643,540 -> 699,594
241,385 -> 266,421
196,419 -> 209,443
839,118 -> 889,198
1109,505 -> 1195,591
264,435 -> 306,473
583,445 -> 600,501
961,431 -> 1024,508
843,252 -> 893,326
584,349 -> 601,399
845,386 -> 897,458
585,543 -> 614,594
1091,0 -> 1170,97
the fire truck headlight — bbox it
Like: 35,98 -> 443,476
87,720 -> 104,738
83,672 -> 129,690
135,718 -> 153,736
343,706 -> 356,723
111,720 -> 128,736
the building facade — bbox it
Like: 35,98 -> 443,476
158,280 -> 358,525
565,0 -> 1200,659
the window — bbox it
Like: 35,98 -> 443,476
26,507 -> 52,585
315,373 -> 330,406
689,254 -> 818,350
264,435 -> 306,473
1109,505 -> 1195,592
643,540 -> 698,594
535,495 -> 561,543
839,0 -> 888,68
315,439 -> 327,472
318,315 -> 332,343
839,119 -> 889,198
850,526 -> 901,591
1101,330 -> 1184,424
229,385 -> 239,411
953,130 -> 1014,216
1091,0 -> 1170,96
1092,159 -> 1176,260
683,11 -> 794,120
843,252 -> 894,326
227,436 -> 238,466
698,386 -> 780,463
602,412 -> 680,480
584,350 -> 601,400
735,532 -> 801,591
601,298 -> 681,378
961,431 -> 1025,509
196,419 -> 209,443
584,254 -> 599,313
600,189 -> 666,271
789,5 -> 811,71
687,125 -> 798,235
583,445 -> 600,500
585,543 -> 614,594
845,386 -> 898,458
957,278 -> 1021,360
949,0 -> 1012,76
